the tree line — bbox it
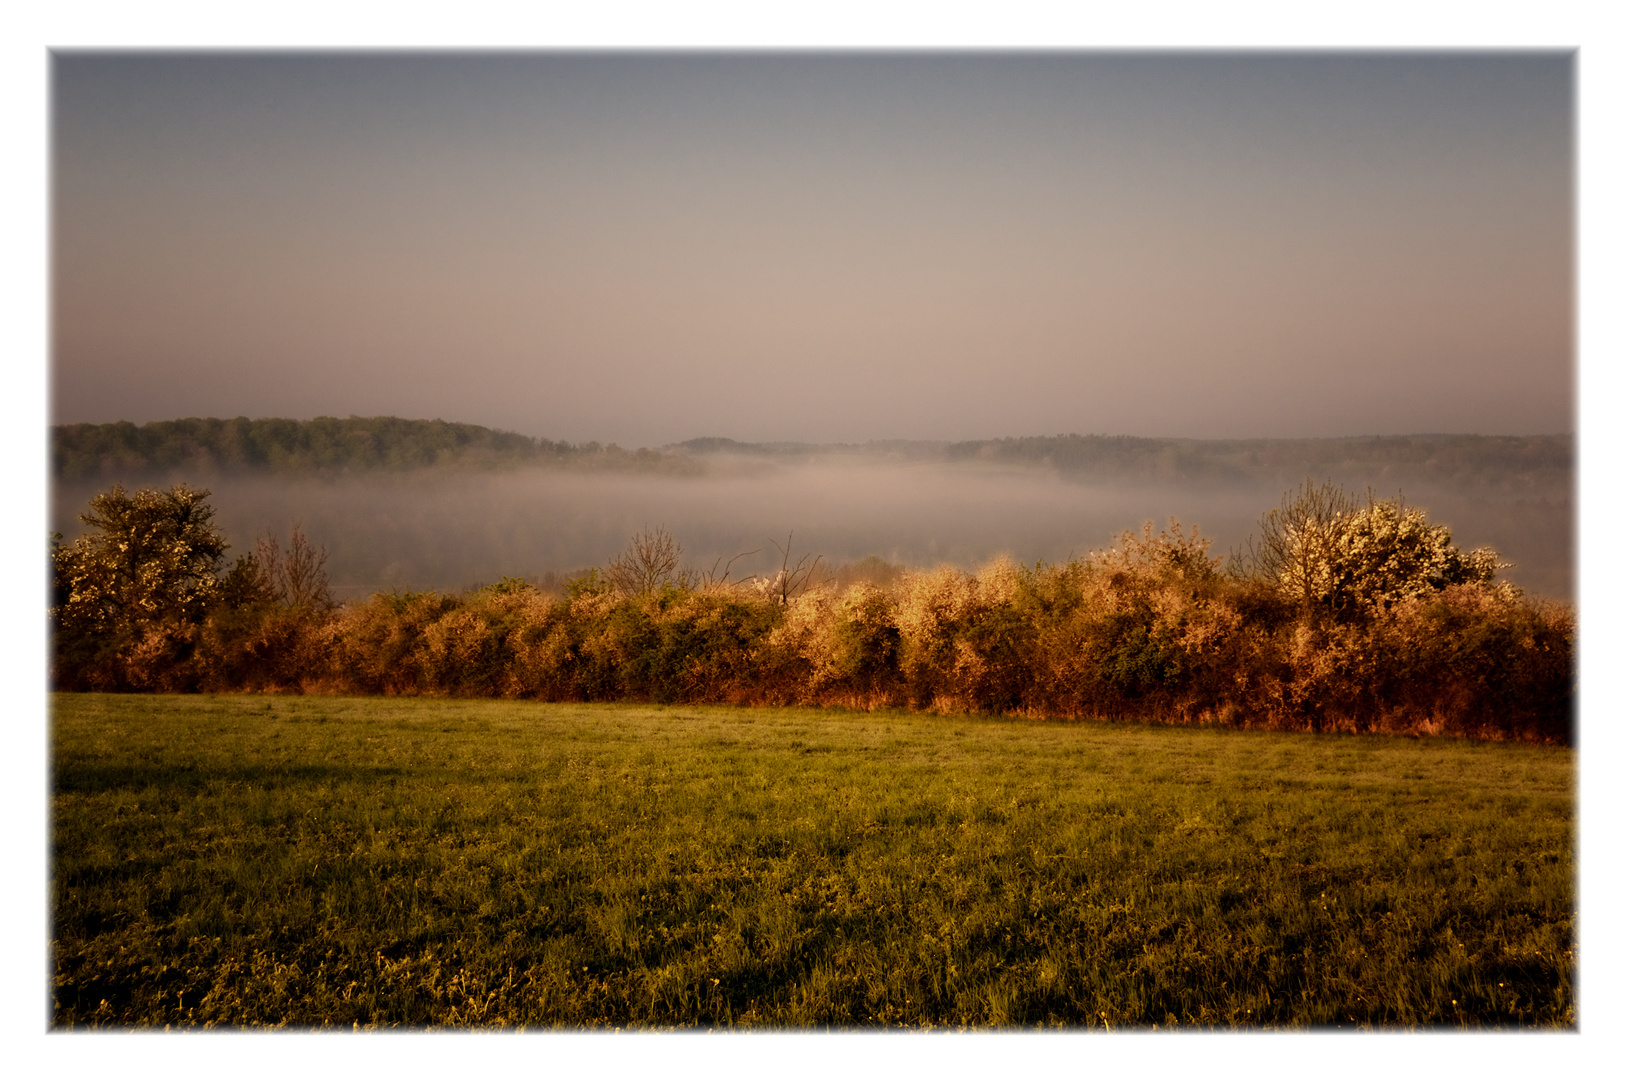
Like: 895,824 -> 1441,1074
679,432 -> 1572,491
51,416 -> 697,481
49,481 -> 1573,743
53,417 -> 1571,496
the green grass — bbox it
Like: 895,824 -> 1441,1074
51,694 -> 1575,1029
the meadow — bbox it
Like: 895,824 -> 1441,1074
52,693 -> 1575,1029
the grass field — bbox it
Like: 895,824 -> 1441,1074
51,694 -> 1575,1029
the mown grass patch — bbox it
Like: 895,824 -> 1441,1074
51,694 -> 1574,1029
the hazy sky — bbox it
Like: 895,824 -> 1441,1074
51,52 -> 1573,445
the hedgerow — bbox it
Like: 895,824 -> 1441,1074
50,484 -> 1575,743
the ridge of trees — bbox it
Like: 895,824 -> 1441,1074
50,416 -> 698,481
944,432 -> 1572,489
677,432 -> 1572,491
54,419 -> 1572,493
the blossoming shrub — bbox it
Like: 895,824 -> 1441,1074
769,583 -> 903,707
1322,500 -> 1508,618
1255,488 -> 1511,623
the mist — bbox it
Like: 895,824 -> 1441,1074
52,455 -> 1573,602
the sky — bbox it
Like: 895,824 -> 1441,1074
51,51 -> 1574,445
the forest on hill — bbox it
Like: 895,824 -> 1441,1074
679,432 -> 1573,494
942,433 -> 1572,493
50,416 -> 696,481
53,417 -> 1570,496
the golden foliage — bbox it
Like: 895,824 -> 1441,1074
52,488 -> 1574,743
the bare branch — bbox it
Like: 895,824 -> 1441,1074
257,524 -> 332,610
607,527 -> 683,596
762,532 -> 825,606
700,548 -> 760,590
1242,480 -> 1356,619
282,526 -> 333,609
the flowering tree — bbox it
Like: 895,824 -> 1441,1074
52,484 -> 230,640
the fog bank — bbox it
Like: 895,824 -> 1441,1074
52,457 -> 1573,601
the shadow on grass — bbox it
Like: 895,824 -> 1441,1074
53,761 -> 410,793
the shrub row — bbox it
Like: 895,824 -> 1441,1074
53,522 -> 1574,743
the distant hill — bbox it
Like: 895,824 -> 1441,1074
51,420 -> 1575,600
673,432 -> 1573,494
51,416 -> 696,481
943,433 -> 1572,493
53,418 -> 1572,497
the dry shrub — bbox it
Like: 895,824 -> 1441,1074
894,565 -> 986,709
195,606 -> 328,694
641,589 -> 786,704
1368,585 -> 1573,741
776,582 -> 902,705
605,528 -> 683,596
326,592 -> 459,694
